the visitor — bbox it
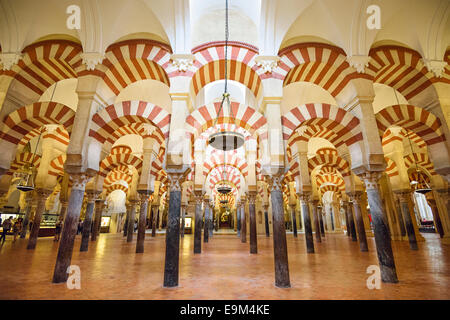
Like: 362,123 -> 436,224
77,219 -> 83,234
54,220 -> 62,241
12,218 -> 23,242
0,216 -> 13,243
134,219 -> 138,232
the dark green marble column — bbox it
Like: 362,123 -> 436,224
27,189 -> 51,250
349,192 -> 368,252
361,172 -> 398,283
163,172 -> 183,287
20,192 -> 35,239
269,176 -> 290,288
395,191 -> 418,250
80,191 -> 97,251
136,190 -> 151,253
299,193 -> 314,253
53,173 -> 91,283
249,192 -> 257,254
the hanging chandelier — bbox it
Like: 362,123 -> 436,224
207,0 -> 244,152
17,82 -> 58,192
16,131 -> 41,192
216,151 -> 232,194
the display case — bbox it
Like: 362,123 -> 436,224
38,213 -> 58,237
183,217 -> 192,234
100,216 -> 110,233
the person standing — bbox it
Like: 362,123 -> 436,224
0,216 -> 13,243
12,218 -> 23,242
54,220 -> 62,241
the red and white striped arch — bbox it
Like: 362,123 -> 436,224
320,184 -> 342,196
375,104 -> 445,146
404,153 -> 437,176
207,165 -> 243,191
105,122 -> 166,152
48,154 -> 66,177
89,100 -> 171,144
202,149 -> 248,178
0,102 -> 75,145
104,169 -> 132,187
281,103 -> 362,147
98,153 -> 143,178
106,183 -> 129,196
315,174 -> 345,189
368,46 -> 449,101
381,127 -> 427,149
3,40 -> 82,98
7,152 -> 41,176
95,40 -> 172,99
308,153 -> 351,177
384,157 -> 399,178
190,42 -> 262,98
278,43 -> 374,97
110,145 -> 132,155
186,102 -> 267,143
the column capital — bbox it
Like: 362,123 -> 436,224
358,171 -> 382,190
170,54 -> 195,72
167,173 -> 183,192
255,55 -> 280,74
80,52 -> 105,71
193,190 -> 204,204
347,191 -> 363,202
0,52 -> 23,70
346,55 -> 371,74
422,59 -> 447,78
85,190 -> 100,203
35,188 -> 52,201
247,191 -> 257,204
297,192 -> 311,203
70,173 -> 94,191
138,190 -> 153,203
266,174 -> 283,191
394,190 -> 412,202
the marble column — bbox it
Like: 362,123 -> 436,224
428,200 -> 444,238
209,201 -> 214,238
123,202 -> 131,237
346,201 -> 357,242
126,200 -> 138,243
151,205 -> 158,237
27,188 -> 52,250
264,204 -> 270,237
80,191 -> 98,252
180,204 -> 186,238
299,193 -> 314,253
394,198 -> 406,237
312,200 -> 321,243
193,191 -> 203,254
269,176 -> 290,288
136,191 -> 151,253
203,200 -> 209,243
248,192 -> 257,254
344,204 -> 351,237
240,202 -> 247,243
361,172 -> 398,283
20,192 -> 35,239
237,201 -> 241,237
91,199 -> 104,241
163,172 -> 183,287
53,173 -> 92,283
290,204 -> 298,237
319,206 -> 325,237
395,191 -> 418,250
349,192 -> 368,252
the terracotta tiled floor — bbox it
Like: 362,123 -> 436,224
0,231 -> 449,299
